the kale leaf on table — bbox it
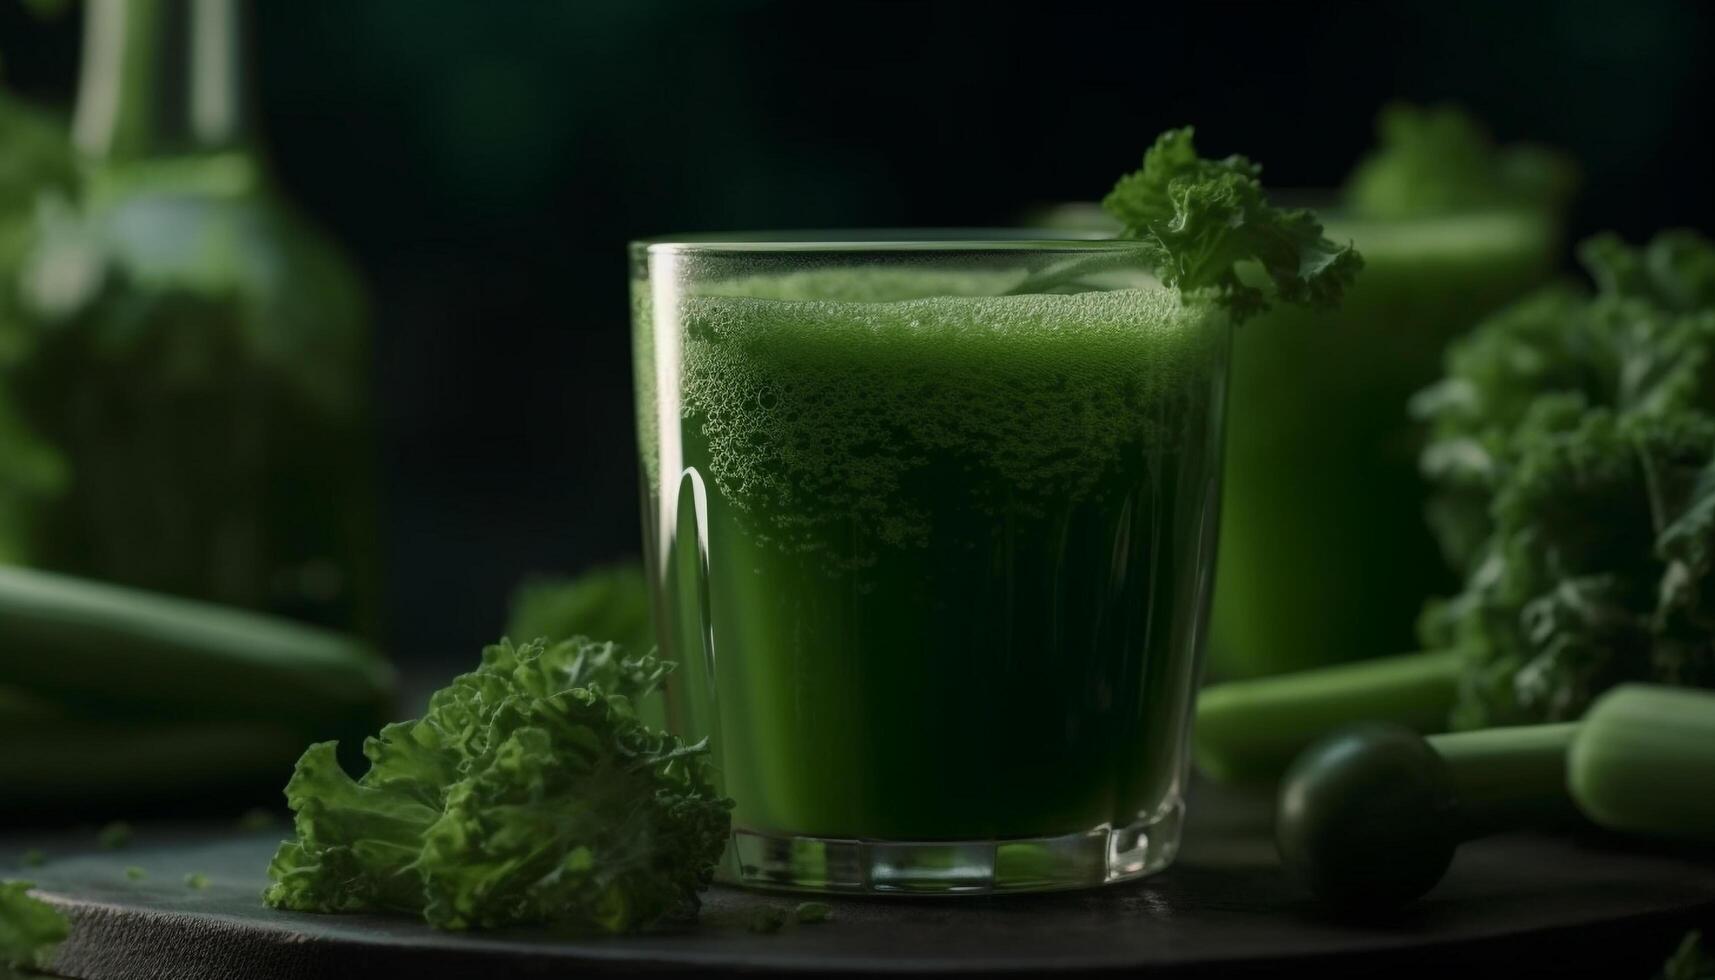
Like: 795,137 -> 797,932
1660,931 -> 1715,980
1413,231 -> 1715,729
0,879 -> 67,971
264,636 -> 731,933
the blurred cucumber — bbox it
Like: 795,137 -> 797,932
0,565 -> 393,727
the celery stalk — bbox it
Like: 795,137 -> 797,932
1428,722 -> 1580,836
1569,685 -> 1715,843
1196,649 -> 1461,783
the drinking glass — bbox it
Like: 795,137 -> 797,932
632,232 -> 1229,894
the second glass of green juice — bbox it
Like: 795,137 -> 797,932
632,234 -> 1229,894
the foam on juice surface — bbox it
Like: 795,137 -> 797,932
651,270 -> 1225,559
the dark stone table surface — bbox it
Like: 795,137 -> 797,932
7,785 -> 1714,978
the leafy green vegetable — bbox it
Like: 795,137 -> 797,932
506,562 -> 653,659
124,867 -> 145,882
793,901 -> 832,924
184,873 -> 209,890
1343,102 -> 1577,220
264,636 -> 731,934
1661,931 -> 1715,980
1414,231 -> 1715,729
0,879 -> 67,971
506,562 -> 665,728
1198,231 -> 1715,783
1101,127 -> 1362,322
748,906 -> 788,934
96,821 -> 132,850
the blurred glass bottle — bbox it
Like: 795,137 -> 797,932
10,0 -> 380,634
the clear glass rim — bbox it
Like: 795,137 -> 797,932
632,228 -> 1154,256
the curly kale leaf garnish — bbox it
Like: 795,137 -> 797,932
1101,127 -> 1362,323
0,879 -> 68,971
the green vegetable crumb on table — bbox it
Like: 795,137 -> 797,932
748,907 -> 789,934
1660,930 -> 1715,980
263,636 -> 732,934
0,879 -> 68,971
124,867 -> 145,881
96,822 -> 132,850
793,901 -> 833,924
184,873 -> 209,890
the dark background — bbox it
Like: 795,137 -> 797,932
2,0 -> 1711,666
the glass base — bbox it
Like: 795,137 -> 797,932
720,801 -> 1184,895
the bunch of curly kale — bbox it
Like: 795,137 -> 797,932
1414,230 -> 1715,728
264,636 -> 731,933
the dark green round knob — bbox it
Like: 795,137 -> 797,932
1275,723 -> 1459,909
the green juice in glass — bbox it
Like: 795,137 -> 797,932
633,241 -> 1228,892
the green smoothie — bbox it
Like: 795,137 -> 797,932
1208,105 -> 1573,678
632,128 -> 1359,892
1211,208 -> 1560,678
634,259 -> 1228,845
1034,111 -> 1571,681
